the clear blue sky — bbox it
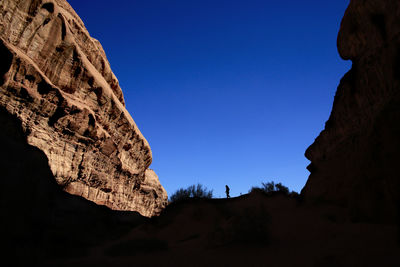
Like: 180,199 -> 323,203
68,0 -> 351,198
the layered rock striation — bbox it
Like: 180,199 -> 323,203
0,0 -> 167,217
302,0 -> 400,222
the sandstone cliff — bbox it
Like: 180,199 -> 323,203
0,0 -> 167,217
302,0 -> 400,222
0,106 -> 147,264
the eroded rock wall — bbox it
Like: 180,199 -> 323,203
0,0 -> 167,217
302,0 -> 400,222
0,107 -> 147,264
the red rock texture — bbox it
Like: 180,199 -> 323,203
302,0 -> 400,222
0,0 -> 167,217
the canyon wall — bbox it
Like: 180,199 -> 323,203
302,0 -> 400,222
0,0 -> 167,217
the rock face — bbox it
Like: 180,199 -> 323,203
0,0 -> 167,217
302,0 -> 400,222
0,106 -> 146,265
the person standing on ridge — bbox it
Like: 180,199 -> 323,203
225,185 -> 230,198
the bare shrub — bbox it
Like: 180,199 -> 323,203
169,184 -> 213,203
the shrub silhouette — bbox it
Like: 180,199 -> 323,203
249,181 -> 297,196
262,182 -> 275,193
274,183 -> 289,194
169,183 -> 213,203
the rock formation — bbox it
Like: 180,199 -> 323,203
0,106 -> 146,265
0,0 -> 167,217
302,0 -> 400,222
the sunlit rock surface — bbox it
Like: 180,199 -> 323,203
302,0 -> 400,222
0,0 -> 167,217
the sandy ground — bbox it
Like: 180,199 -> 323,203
43,192 -> 400,267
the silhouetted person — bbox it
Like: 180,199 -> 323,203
225,185 -> 230,198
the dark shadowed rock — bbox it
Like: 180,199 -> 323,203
302,0 -> 400,223
0,107 -> 147,265
1,0 -> 399,266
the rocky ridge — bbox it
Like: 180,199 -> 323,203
0,0 -> 167,217
302,0 -> 400,222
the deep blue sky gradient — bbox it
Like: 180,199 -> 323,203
68,0 -> 351,198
